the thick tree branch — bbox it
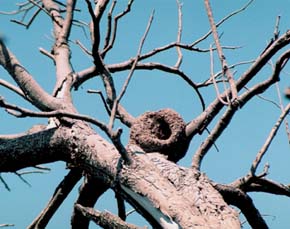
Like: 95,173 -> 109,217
71,175 -> 109,229
214,184 -> 269,229
54,122 -> 240,228
192,103 -> 239,169
61,0 -> 76,41
0,127 -> 66,172
0,40 -> 63,111
41,0 -> 75,102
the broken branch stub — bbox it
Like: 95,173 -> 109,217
129,109 -> 189,162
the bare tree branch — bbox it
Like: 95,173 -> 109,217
108,61 -> 205,111
250,103 -> 290,175
198,60 -> 254,88
101,0 -> 135,57
0,40 -> 62,111
28,169 -> 82,229
191,49 -> 290,169
71,176 -> 109,229
0,127 -> 63,172
0,224 -> 14,228
204,0 -> 238,102
0,174 -> 11,191
75,204 -> 145,229
210,44 -> 230,105
41,0 -> 75,102
214,184 -> 269,229
108,10 -> 154,130
175,0 -> 183,68
0,79 -> 28,100
102,0 -> 117,55
10,7 -> 41,29
190,0 -> 254,47
186,30 -> 290,139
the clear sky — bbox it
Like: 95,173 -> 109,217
1,1 -> 290,228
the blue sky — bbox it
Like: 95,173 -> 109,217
1,1 -> 290,228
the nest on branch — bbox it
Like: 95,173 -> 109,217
129,109 -> 189,162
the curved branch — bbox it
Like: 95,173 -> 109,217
108,62 -> 205,111
214,184 -> 268,229
0,41 -> 63,111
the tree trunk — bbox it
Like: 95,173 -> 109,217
0,120 -> 240,228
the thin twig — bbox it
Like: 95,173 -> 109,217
108,10 -> 154,130
39,47 -> 55,61
175,0 -> 183,68
204,0 -> 238,102
28,0 -> 51,18
15,171 -> 31,187
0,96 -> 109,133
108,61 -> 205,111
191,0 -> 254,47
103,0 -> 117,52
0,1 -> 37,15
0,174 -> 11,191
75,40 -> 92,56
87,89 -> 111,115
250,103 -> 290,175
210,44 -> 229,105
0,224 -> 14,228
243,85 -> 280,109
101,0 -> 134,57
0,79 -> 28,100
274,15 -> 281,40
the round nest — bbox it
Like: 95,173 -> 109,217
129,109 -> 189,162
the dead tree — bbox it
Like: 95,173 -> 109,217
1,1 -> 290,228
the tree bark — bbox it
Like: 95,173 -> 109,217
0,120 -> 240,228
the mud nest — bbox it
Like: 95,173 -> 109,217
129,109 -> 189,162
